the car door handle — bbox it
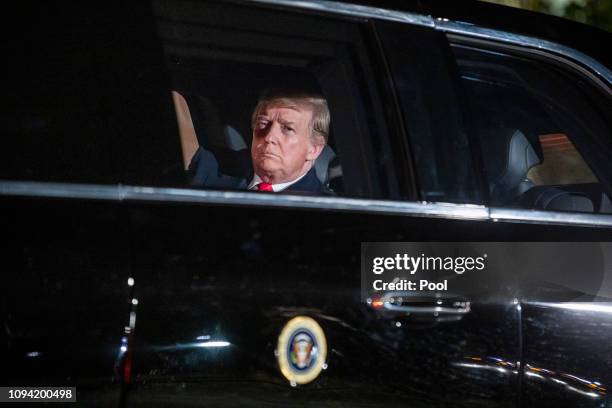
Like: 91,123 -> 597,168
368,291 -> 471,316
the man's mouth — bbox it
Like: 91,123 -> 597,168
261,152 -> 280,159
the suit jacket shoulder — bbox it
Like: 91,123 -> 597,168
286,167 -> 333,195
188,148 -> 332,195
187,146 -> 248,189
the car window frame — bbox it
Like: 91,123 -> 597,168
374,19 -> 485,205
154,0 -> 412,200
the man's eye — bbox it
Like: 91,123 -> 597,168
256,121 -> 268,129
282,125 -> 295,132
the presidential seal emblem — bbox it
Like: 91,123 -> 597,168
276,316 -> 327,385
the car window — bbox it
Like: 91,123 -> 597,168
2,3 -> 182,186
153,0 -> 409,200
3,17 -> 119,184
451,42 -> 612,214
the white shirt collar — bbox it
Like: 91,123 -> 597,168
248,171 -> 309,192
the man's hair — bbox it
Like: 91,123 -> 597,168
251,91 -> 330,145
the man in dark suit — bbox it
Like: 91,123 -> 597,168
188,91 -> 331,194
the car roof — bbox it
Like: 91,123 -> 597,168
335,0 -> 611,68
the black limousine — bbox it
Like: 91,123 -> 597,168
2,0 -> 612,406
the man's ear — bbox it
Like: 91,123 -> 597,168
306,142 -> 325,162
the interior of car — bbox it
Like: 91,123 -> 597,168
169,64 -> 344,193
154,0 -> 403,199
453,43 -> 612,213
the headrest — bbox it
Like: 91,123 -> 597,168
188,95 -> 226,148
601,193 -> 612,214
480,129 -> 541,204
314,145 -> 336,185
224,125 -> 248,151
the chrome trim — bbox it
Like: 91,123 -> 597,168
3,180 -> 612,227
242,0 -> 612,86
0,181 -> 123,201
0,180 -> 488,220
435,20 -> 612,85
384,304 -> 470,315
490,207 -> 612,228
241,0 -> 433,27
525,302 -> 612,314
379,292 -> 471,315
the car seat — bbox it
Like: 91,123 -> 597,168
314,145 -> 338,189
513,185 -> 594,212
480,128 -> 540,205
480,128 -> 593,212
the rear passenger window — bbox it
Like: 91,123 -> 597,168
153,0 -> 406,199
452,42 -> 612,214
2,3 -> 181,186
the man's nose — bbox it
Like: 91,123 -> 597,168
263,122 -> 281,144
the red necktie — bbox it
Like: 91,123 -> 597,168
257,182 -> 273,192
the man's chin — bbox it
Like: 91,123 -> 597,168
256,158 -> 282,171
257,156 -> 282,169
254,164 -> 283,181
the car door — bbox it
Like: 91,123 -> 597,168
444,23 -> 612,408
119,2 -> 525,407
1,2 -> 181,405
1,7 -> 129,405
3,2 -> 611,407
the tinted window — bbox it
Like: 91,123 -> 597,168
452,42 -> 612,213
2,3 -> 181,185
153,0 -> 407,199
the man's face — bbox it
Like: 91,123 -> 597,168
251,104 -> 323,184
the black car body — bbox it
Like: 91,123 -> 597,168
2,0 -> 612,407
